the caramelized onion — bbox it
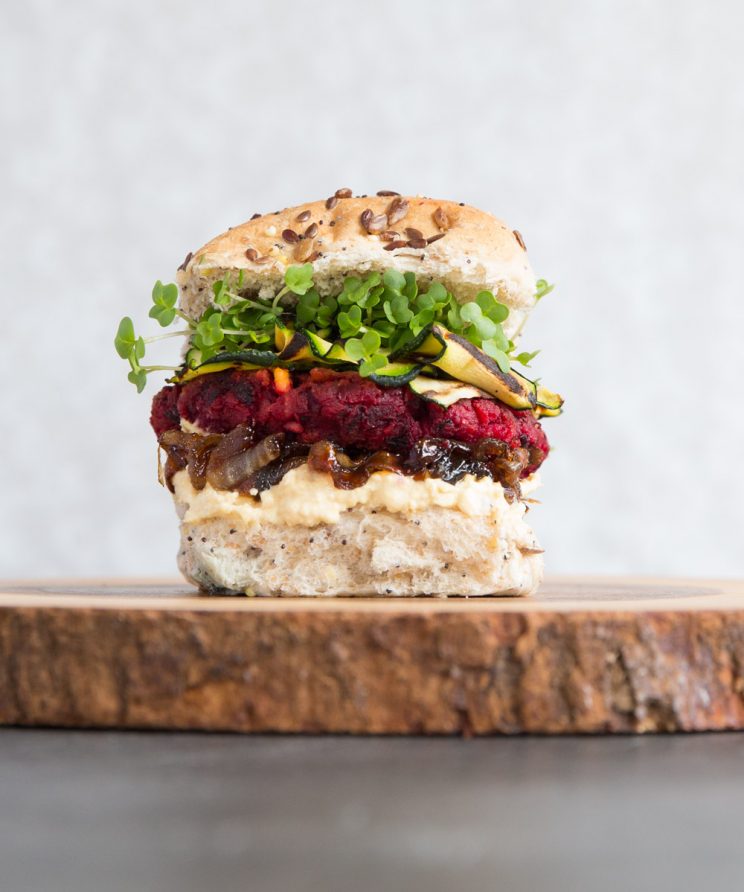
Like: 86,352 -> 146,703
158,429 -> 530,501
308,442 -> 402,490
159,429 -> 221,491
242,441 -> 310,494
206,425 -> 279,490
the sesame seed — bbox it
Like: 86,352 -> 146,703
361,210 -> 387,234
433,207 -> 451,231
294,238 -> 316,261
387,197 -> 409,225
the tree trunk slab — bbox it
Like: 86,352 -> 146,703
1,577 -> 743,735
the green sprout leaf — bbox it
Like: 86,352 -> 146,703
296,288 -> 320,325
447,305 -> 463,331
425,282 -> 448,304
459,302 -> 483,325
411,307 -> 435,336
359,354 -> 387,377
459,301 -> 504,345
316,295 -> 338,327
127,368 -> 148,393
338,305 -> 362,338
212,278 -> 233,307
346,328 -> 385,376
481,340 -> 511,373
284,264 -> 314,296
475,290 -> 509,323
195,311 -> 225,348
391,295 -> 413,324
361,329 -> 381,354
402,272 -> 418,301
382,269 -> 406,292
115,317 -> 136,359
343,338 -> 365,362
149,281 -> 179,326
535,279 -> 555,301
515,349 -> 540,367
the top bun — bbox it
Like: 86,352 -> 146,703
176,193 -> 538,339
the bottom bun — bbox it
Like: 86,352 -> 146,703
173,468 -> 543,597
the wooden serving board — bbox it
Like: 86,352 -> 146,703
1,577 -> 743,735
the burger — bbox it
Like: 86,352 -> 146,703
115,191 -> 563,596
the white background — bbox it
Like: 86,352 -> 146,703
2,0 -> 742,579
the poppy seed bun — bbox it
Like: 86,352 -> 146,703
176,503 -> 543,597
176,196 -> 538,340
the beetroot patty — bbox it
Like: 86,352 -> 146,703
151,368 -> 549,475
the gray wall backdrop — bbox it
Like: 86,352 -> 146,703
2,0 -> 742,579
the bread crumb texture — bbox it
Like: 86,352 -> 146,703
174,467 -> 542,596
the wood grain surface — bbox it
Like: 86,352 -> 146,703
1,577 -> 743,735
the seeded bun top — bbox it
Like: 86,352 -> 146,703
176,192 -> 538,339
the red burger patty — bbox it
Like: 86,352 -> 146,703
150,368 -> 549,475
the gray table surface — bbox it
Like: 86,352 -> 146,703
1,730 -> 742,892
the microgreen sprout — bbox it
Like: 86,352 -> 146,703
149,281 -> 178,325
535,279 -> 554,301
514,349 -> 540,368
114,315 -> 180,393
344,330 -> 387,376
116,263 -> 552,390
